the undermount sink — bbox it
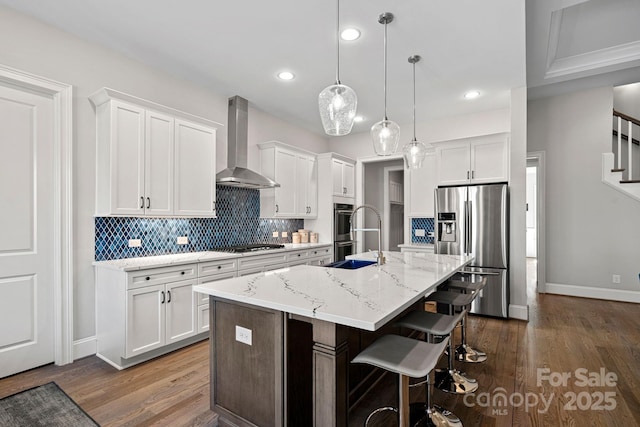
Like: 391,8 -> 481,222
325,259 -> 377,270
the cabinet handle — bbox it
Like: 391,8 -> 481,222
275,204 -> 279,213
140,196 -> 144,209
167,290 -> 171,303
160,291 -> 165,304
343,187 -> 346,195
181,271 -> 185,275
212,201 -> 216,212
297,254 -> 301,257
146,197 -> 150,209
467,171 -> 470,179
472,170 -> 475,179
217,265 -> 222,270
145,276 -> 150,281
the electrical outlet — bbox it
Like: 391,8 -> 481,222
272,231 -> 279,238
415,229 -> 426,237
281,231 -> 288,238
177,236 -> 188,245
235,325 -> 252,346
612,274 -> 621,284
128,239 -> 141,248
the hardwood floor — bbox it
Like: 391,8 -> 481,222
1,260 -> 638,426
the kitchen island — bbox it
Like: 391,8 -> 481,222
193,251 -> 473,427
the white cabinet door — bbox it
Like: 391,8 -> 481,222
470,138 -> 509,183
126,284 -> 165,358
436,141 -> 471,186
332,159 -> 355,197
343,162 -> 355,198
295,154 -> 309,216
110,101 -> 145,215
274,149 -> 297,216
174,119 -> 217,216
332,159 -> 344,196
295,155 -> 318,217
407,154 -> 436,217
144,111 -> 174,216
197,304 -> 209,333
165,280 -> 196,344
306,156 -> 318,217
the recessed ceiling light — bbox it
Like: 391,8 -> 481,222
353,116 -> 364,122
277,71 -> 295,80
340,28 -> 361,41
464,90 -> 480,99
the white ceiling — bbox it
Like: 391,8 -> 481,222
1,0 -> 638,135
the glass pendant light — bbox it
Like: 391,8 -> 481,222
371,12 -> 400,156
403,55 -> 431,169
318,0 -> 357,136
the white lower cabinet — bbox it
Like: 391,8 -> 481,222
96,263 -> 201,369
196,259 -> 238,333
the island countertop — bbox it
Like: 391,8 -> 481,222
193,251 -> 473,331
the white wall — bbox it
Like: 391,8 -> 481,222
328,108 -> 511,159
0,6 -> 328,347
528,86 -> 640,294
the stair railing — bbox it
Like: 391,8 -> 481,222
613,109 -> 640,181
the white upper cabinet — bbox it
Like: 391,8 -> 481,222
90,88 -> 221,217
406,153 -> 436,217
332,158 -> 355,198
435,133 -> 509,186
173,119 -> 216,216
258,141 -> 318,219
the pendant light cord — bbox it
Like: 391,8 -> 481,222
383,19 -> 388,121
412,60 -> 416,141
336,0 -> 341,84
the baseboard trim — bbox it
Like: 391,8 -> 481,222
508,304 -> 529,320
546,282 -> 640,303
73,336 -> 97,360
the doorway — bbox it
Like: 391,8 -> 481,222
526,152 -> 546,294
0,66 -> 73,377
384,166 -> 404,251
356,156 -> 404,253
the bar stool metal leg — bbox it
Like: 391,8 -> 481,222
456,310 -> 487,363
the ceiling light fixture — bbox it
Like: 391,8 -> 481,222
371,12 -> 400,156
464,90 -> 480,99
403,55 -> 432,169
340,28 -> 361,41
277,71 -> 295,80
318,0 -> 357,136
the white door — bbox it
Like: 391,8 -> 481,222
0,85 -> 55,378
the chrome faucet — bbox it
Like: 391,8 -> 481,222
350,204 -> 385,266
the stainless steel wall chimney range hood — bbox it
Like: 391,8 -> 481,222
216,96 -> 280,189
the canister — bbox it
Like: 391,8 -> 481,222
292,232 -> 301,244
310,232 -> 318,243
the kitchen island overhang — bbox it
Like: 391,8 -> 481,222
194,251 -> 474,427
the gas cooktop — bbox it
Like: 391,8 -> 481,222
212,243 -> 285,253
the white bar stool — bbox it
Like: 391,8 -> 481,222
352,335 -> 448,427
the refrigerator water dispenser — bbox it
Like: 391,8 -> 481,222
438,212 -> 457,242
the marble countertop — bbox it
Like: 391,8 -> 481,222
194,251 -> 473,331
93,242 -> 332,271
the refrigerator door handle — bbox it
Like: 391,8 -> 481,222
463,200 -> 469,254
467,200 -> 473,256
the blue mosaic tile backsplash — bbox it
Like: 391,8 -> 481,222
95,185 -> 304,260
411,217 -> 435,244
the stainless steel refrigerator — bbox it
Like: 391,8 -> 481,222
435,183 -> 509,318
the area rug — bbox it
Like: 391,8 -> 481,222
0,382 -> 99,426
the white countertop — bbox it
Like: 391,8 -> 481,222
92,242 -> 332,271
397,243 -> 434,249
193,251 -> 473,331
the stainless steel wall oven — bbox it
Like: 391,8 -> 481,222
333,203 -> 353,261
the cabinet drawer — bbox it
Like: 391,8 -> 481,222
238,253 -> 288,272
238,263 -> 288,277
197,271 -> 237,304
198,258 -> 238,278
286,249 -> 309,262
128,264 -> 197,290
308,246 -> 332,258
